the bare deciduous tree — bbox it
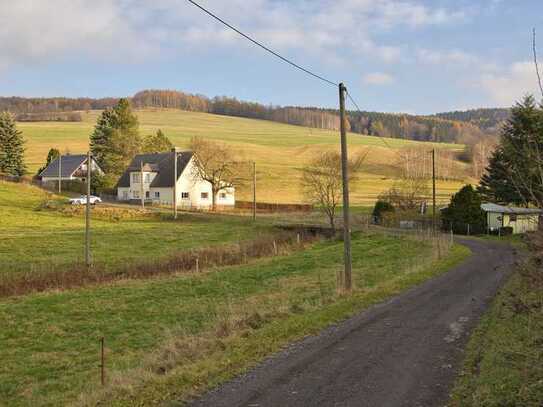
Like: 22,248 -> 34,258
190,137 -> 246,211
301,151 -> 364,231
379,176 -> 430,211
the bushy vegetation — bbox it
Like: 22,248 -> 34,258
442,185 -> 486,234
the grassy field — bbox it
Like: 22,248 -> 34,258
18,109 -> 466,204
0,181 -> 272,275
450,238 -> 543,406
0,230 -> 470,406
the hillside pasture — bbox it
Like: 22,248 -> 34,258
0,181 -> 271,276
19,109 -> 467,204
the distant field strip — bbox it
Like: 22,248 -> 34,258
19,109 -> 466,204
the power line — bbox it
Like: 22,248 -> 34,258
186,0 -> 338,88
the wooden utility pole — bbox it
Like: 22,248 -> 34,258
140,161 -> 145,209
252,161 -> 256,221
58,154 -> 62,194
85,150 -> 91,267
432,149 -> 436,233
172,148 -> 178,219
339,83 -> 352,292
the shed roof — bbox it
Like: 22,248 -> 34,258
116,151 -> 193,188
39,155 -> 88,178
481,203 -> 542,215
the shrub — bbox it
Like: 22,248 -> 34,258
372,200 -> 395,224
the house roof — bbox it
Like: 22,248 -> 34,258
39,155 -> 88,178
481,203 -> 542,215
116,151 -> 193,188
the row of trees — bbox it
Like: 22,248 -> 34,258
1,90 -> 503,145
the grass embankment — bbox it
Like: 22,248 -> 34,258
450,235 -> 543,406
19,109 -> 465,204
0,181 -> 272,276
0,232 -> 470,406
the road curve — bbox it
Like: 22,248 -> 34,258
188,238 -> 516,407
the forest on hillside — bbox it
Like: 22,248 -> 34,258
0,90 -> 507,145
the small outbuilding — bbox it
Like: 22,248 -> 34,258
481,203 -> 541,234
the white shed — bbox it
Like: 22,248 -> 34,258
481,203 -> 541,234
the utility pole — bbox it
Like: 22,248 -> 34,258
140,161 -> 145,209
58,154 -> 62,194
252,161 -> 256,221
172,147 -> 178,219
85,150 -> 91,267
432,149 -> 436,233
339,83 -> 352,292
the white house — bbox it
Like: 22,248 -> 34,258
39,154 -> 103,184
116,151 -> 235,209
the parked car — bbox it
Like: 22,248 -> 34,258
69,195 -> 102,205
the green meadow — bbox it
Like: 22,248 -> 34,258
0,181 -> 270,275
19,109 -> 466,204
0,230 -> 469,406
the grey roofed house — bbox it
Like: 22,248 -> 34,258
116,151 -> 193,188
480,203 -> 542,215
39,154 -> 102,180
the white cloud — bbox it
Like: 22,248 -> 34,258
0,0 -> 468,70
416,48 -> 479,67
363,72 -> 395,85
479,61 -> 541,106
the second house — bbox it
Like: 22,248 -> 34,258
116,151 -> 235,209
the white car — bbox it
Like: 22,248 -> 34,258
69,195 -> 102,205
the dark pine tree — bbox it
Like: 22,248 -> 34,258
0,112 -> 26,176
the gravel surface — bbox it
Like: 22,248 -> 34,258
187,238 -> 516,407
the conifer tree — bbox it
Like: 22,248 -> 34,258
442,185 -> 486,234
90,99 -> 140,182
142,129 -> 173,153
0,112 -> 26,176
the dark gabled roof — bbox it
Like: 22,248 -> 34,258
116,151 -> 193,188
39,155 -> 87,178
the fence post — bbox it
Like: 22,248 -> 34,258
100,337 -> 105,386
467,223 -> 470,236
450,228 -> 454,245
195,257 -> 199,273
273,240 -> 277,255
297,233 -> 300,245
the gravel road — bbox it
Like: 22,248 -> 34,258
188,238 -> 516,407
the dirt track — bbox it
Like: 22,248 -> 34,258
188,238 -> 516,407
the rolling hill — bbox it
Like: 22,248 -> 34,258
19,109 -> 467,205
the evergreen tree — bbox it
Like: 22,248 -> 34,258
478,95 -> 543,207
0,112 -> 26,176
90,99 -> 140,181
37,148 -> 60,175
478,148 -> 524,205
142,129 -> 173,153
442,185 -> 486,234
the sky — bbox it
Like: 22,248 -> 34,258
1,0 -> 542,114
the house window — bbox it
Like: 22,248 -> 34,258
154,191 -> 160,199
122,191 -> 128,200
510,214 -> 517,222
132,173 -> 140,183
201,192 -> 209,200
181,192 -> 189,199
145,191 -> 150,198
133,190 -> 140,199
219,192 -> 227,200
145,173 -> 151,183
